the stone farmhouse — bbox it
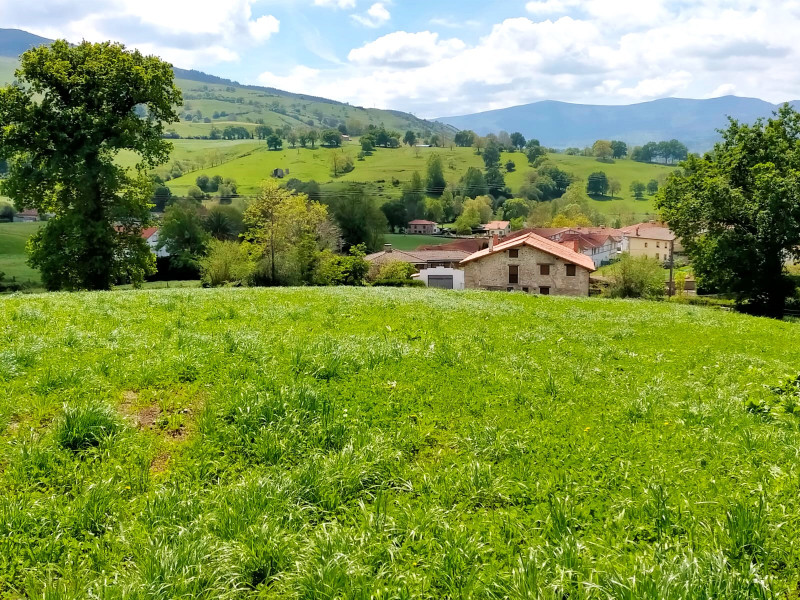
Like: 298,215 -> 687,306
460,232 -> 596,296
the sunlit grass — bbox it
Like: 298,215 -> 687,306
1,287 -> 799,597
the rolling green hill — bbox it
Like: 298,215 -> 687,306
164,142 -> 669,219
1,287 -> 800,596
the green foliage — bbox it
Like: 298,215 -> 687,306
658,104 -> 800,317
373,260 -> 416,282
605,254 -> 665,299
0,40 -> 181,290
158,198 -> 210,270
632,139 -> 689,163
204,206 -> 244,241
458,166 -> 488,199
321,129 -> 343,147
0,203 -> 13,222
454,130 -> 475,147
402,171 -> 425,219
329,184 -> 387,252
611,140 -> 628,159
525,139 -> 546,164
630,180 -> 646,199
54,403 -> 121,452
403,130 -> 416,146
314,245 -> 369,285
200,239 -> 254,287
380,198 -> 408,233
425,154 -> 446,196
586,171 -> 609,196
647,179 -> 660,195
593,140 -> 613,161
510,132 -> 526,151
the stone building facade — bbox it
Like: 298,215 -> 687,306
460,233 -> 595,296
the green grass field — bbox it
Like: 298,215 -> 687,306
165,143 -> 670,220
0,221 -> 41,285
1,287 -> 799,597
384,234 -> 450,251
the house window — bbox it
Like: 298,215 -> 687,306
522,287 -> 529,293
566,264 -> 577,277
540,286 -> 551,295
509,249 -> 519,258
645,242 -> 649,248
539,264 -> 550,276
656,253 -> 660,260
657,242 -> 661,248
509,265 -> 519,284
507,287 -> 514,292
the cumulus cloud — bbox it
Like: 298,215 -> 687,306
351,3 -> 391,28
348,31 -> 465,68
1,0 -> 280,67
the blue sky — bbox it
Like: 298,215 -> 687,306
3,0 -> 800,117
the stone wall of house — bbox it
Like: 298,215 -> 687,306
463,245 -> 591,296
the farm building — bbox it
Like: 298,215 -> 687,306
460,232 -> 596,296
365,245 -> 468,271
620,223 -> 678,262
13,209 -> 39,222
407,220 -> 439,235
481,221 -> 511,237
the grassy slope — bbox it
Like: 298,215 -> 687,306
165,143 -> 669,218
0,222 -> 40,284
384,233 -> 447,250
1,288 -> 799,597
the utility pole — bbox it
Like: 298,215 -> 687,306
668,239 -> 675,297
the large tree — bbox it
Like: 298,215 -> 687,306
425,154 -> 446,196
658,105 -> 800,317
0,40 -> 181,290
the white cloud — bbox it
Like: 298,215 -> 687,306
708,83 -> 737,97
348,31 -> 465,67
258,65 -> 322,92
618,71 -> 693,99
313,0 -> 356,7
3,0 -> 280,67
352,3 -> 391,28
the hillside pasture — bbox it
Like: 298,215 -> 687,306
1,287 -> 800,597
163,140 -> 670,221
0,221 -> 40,285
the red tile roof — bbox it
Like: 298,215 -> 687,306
483,220 -> 510,230
365,249 -> 470,264
460,232 -> 597,271
621,223 -> 676,241
408,219 -> 437,225
141,227 -> 159,240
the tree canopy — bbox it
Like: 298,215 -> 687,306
0,40 -> 181,290
658,105 -> 800,317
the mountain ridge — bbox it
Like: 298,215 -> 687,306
437,96 -> 800,151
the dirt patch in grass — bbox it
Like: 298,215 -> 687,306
150,452 -> 170,474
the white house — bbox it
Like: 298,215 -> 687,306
141,227 -> 169,258
413,266 -> 465,290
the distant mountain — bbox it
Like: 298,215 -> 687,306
0,29 -> 53,57
436,97 -> 800,152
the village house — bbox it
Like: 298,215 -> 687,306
407,219 -> 439,235
460,232 -> 596,296
365,244 -> 468,271
547,227 -> 624,268
141,227 -> 169,258
481,220 -> 511,237
620,223 -> 679,263
13,209 -> 39,222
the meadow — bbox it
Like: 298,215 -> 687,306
164,142 -> 670,221
1,287 -> 799,598
384,233 -> 447,251
0,221 -> 40,285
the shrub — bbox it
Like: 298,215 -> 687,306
314,246 -> 369,286
605,254 -> 665,299
374,260 -> 416,283
373,279 -> 426,288
55,404 -> 121,452
200,240 -> 254,287
0,203 -> 14,222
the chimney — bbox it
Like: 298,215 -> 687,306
384,244 -> 393,253
489,234 -> 498,251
